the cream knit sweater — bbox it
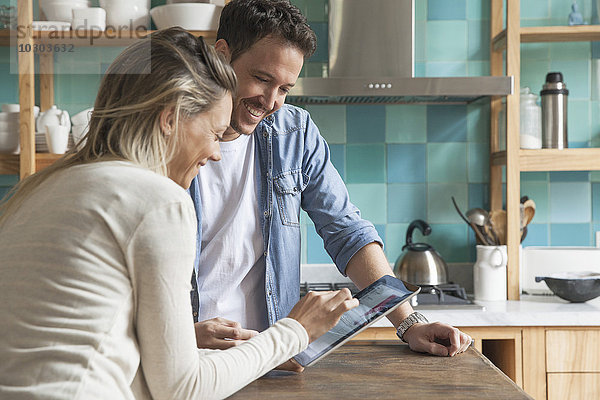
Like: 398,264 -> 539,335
0,161 -> 308,400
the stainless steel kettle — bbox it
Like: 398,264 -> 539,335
393,219 -> 449,285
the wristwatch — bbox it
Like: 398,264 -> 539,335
395,311 -> 429,343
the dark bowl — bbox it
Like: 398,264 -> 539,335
535,275 -> 600,303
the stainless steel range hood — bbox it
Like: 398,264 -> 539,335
287,0 -> 513,105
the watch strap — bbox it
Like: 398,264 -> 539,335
395,311 -> 429,343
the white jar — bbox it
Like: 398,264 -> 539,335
520,87 -> 542,149
473,245 -> 507,301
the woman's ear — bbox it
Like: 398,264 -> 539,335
214,39 -> 232,63
159,108 -> 175,137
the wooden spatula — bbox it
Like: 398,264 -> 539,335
523,199 -> 536,226
489,210 -> 507,245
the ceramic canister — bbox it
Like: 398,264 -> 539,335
474,245 -> 508,301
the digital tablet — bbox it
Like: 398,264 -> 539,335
293,275 -> 420,367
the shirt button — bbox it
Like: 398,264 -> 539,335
264,210 -> 269,217
263,251 -> 267,257
193,312 -> 198,317
263,132 -> 268,137
293,187 -> 298,192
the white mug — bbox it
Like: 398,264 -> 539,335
473,245 -> 508,301
45,125 -> 70,154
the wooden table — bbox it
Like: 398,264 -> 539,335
229,342 -> 532,399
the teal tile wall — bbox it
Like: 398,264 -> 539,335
2,0 -> 600,264
292,0 -> 600,264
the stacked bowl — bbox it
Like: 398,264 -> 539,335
71,107 -> 93,149
100,0 -> 150,30
150,3 -> 222,31
0,104 -> 40,154
40,0 -> 91,22
0,112 -> 20,154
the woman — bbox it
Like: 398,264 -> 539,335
0,28 -> 357,399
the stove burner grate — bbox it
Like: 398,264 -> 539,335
300,281 -> 359,297
416,283 -> 471,305
300,281 -> 473,306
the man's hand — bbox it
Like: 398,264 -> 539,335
402,322 -> 472,357
194,317 -> 259,349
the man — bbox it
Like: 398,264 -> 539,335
189,0 -> 471,360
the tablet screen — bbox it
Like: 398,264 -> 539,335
293,275 -> 419,367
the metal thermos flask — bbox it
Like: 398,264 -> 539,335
540,72 -> 569,149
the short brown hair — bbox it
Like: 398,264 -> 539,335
217,0 -> 316,62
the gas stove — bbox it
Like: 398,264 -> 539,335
299,282 -> 360,297
300,281 -> 484,310
413,283 -> 483,310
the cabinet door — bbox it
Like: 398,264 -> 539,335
546,330 -> 600,372
547,373 -> 600,400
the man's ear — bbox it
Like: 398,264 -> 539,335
214,39 -> 232,62
159,107 -> 175,137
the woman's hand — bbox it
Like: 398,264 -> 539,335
287,289 -> 359,343
194,317 -> 259,349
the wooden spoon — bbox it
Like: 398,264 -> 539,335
523,199 -> 536,226
489,210 -> 507,245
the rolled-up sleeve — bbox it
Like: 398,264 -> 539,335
299,112 -> 383,275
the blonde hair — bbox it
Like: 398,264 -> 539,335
0,28 -> 236,223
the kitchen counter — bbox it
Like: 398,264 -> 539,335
371,295 -> 600,327
228,343 -> 531,399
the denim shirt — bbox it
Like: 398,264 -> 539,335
189,104 -> 382,326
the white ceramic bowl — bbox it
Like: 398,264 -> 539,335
167,0 -> 209,3
71,107 -> 93,126
71,123 -> 89,149
41,0 -> 91,22
0,121 -> 18,131
100,0 -> 150,30
0,105 -> 40,117
1,104 -> 20,113
150,3 -> 222,31
72,8 -> 106,31
0,130 -> 19,154
0,112 -> 21,121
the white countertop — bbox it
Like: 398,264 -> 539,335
300,264 -> 600,327
372,295 -> 600,327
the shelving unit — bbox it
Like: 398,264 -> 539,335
490,0 -> 600,300
0,0 -> 219,179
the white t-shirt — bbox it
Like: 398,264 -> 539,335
196,134 -> 269,331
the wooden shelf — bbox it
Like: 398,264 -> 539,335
0,154 -> 19,174
492,25 -> 600,52
35,153 -> 62,171
491,148 -> 600,171
0,153 -> 63,175
0,28 -> 217,47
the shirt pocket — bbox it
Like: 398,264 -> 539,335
273,169 -> 309,226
